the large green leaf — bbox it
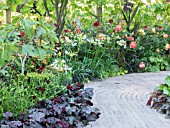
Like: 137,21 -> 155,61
0,70 -> 9,76
164,76 -> 170,87
22,45 -> 35,56
38,49 -> 47,60
163,86 -> 169,95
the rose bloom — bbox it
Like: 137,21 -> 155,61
165,44 -> 170,51
127,36 -> 134,41
144,26 -> 149,30
115,25 -> 122,32
163,34 -> 168,38
93,21 -> 100,27
139,62 -> 145,69
76,28 -> 82,34
129,41 -> 137,49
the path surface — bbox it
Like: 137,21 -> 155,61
85,71 -> 170,128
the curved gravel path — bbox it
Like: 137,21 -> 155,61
86,71 -> 170,128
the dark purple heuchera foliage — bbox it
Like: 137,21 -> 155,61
147,87 -> 170,119
0,83 -> 100,128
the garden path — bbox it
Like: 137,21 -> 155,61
85,71 -> 170,128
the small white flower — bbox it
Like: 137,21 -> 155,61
82,35 -> 87,40
138,29 -> 146,35
61,59 -> 65,63
72,43 -> 77,47
65,51 -> 69,55
117,40 -> 127,48
116,35 -> 121,39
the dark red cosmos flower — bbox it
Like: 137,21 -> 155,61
38,66 -> 45,74
54,42 -> 60,48
109,19 -> 113,24
3,77 -> 7,82
54,23 -> 60,28
67,85 -> 72,90
24,71 -> 27,76
39,87 -> 45,92
64,30 -> 70,33
46,80 -> 50,84
157,27 -> 163,31
27,77 -> 30,83
93,21 -> 100,27
21,31 -> 25,37
33,96 -> 36,99
61,36 -> 65,40
31,59 -> 36,64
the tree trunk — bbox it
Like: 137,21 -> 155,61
96,1 -> 102,22
53,0 -> 68,36
4,0 -> 11,24
16,0 -> 27,13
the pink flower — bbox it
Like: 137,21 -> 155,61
144,26 -> 149,30
76,28 -> 81,34
139,62 -> 145,69
127,36 -> 134,41
115,25 -> 122,32
72,20 -> 75,25
163,34 -> 168,38
21,31 -> 25,37
93,21 -> 100,27
157,27 -> 163,31
129,41 -> 137,49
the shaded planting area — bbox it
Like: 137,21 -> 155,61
0,83 -> 100,128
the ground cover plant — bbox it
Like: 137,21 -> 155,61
0,82 -> 100,128
147,75 -> 170,119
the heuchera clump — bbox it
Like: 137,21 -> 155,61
147,75 -> 170,119
0,83 -> 100,128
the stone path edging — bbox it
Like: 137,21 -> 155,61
85,71 -> 170,128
